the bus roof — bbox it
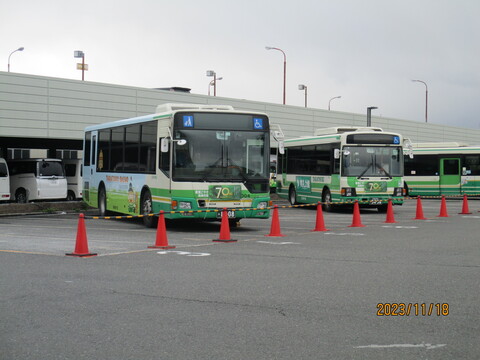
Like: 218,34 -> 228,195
155,103 -> 235,113
313,127 -> 383,136
85,103 -> 266,132
285,127 -> 401,145
411,142 -> 469,148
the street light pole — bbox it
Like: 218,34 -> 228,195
206,70 -> 220,96
367,106 -> 378,127
74,50 -> 87,81
7,47 -> 24,72
265,46 -> 286,105
328,96 -> 341,110
412,79 -> 428,123
208,77 -> 223,96
298,84 -> 307,107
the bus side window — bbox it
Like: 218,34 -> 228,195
159,138 -> 170,177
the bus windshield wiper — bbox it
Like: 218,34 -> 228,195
375,163 -> 392,179
357,163 -> 372,179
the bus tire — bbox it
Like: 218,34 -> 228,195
141,189 -> 158,228
229,219 -> 240,228
289,186 -> 297,205
15,188 -> 27,203
322,189 -> 334,212
98,185 -> 107,216
377,204 -> 388,213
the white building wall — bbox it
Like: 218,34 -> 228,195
1,71 -> 479,144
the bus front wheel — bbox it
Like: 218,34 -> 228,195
322,189 -> 334,212
98,186 -> 107,216
141,190 -> 158,228
289,187 -> 297,206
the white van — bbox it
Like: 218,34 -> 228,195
8,159 -> 67,203
0,158 -> 10,201
63,159 -> 83,201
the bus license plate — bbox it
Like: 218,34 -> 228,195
370,198 -> 382,205
217,210 -> 236,219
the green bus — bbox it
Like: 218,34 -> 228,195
276,127 -> 405,212
404,142 -> 480,197
83,103 -> 281,227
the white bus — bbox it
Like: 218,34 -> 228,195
404,142 -> 480,196
8,159 -> 67,203
83,103 -> 281,227
276,127 -> 405,212
0,158 -> 10,201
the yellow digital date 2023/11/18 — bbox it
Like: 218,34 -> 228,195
377,303 -> 449,316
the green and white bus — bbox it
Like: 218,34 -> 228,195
276,127 -> 405,212
404,142 -> 480,197
83,103 -> 278,227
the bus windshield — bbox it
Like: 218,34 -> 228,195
173,130 -> 268,181
342,146 -> 402,178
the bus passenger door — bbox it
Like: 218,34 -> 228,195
83,131 -> 97,203
440,158 -> 460,196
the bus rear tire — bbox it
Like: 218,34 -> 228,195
141,190 -> 158,228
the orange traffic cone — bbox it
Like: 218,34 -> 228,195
213,208 -> 237,242
413,196 -> 427,220
459,194 -> 472,214
311,202 -> 330,231
349,201 -> 365,227
384,199 -> 397,223
149,211 -> 176,249
66,213 -> 97,257
437,195 -> 449,217
265,205 -> 286,237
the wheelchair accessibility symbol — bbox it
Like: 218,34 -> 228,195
253,118 -> 264,130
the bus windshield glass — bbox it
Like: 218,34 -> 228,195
173,130 -> 268,181
342,146 -> 402,178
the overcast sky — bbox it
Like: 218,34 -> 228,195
2,0 -> 480,128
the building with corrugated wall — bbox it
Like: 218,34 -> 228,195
1,71 -> 479,158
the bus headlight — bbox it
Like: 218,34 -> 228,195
394,187 -> 404,197
179,201 -> 192,210
258,201 -> 268,209
341,187 -> 356,197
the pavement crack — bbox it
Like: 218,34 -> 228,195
109,289 -> 287,316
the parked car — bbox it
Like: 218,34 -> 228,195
0,158 -> 10,201
8,159 -> 67,203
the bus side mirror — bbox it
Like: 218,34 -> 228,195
161,138 -> 169,153
278,141 -> 285,155
334,149 -> 340,159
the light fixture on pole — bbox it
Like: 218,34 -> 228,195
208,76 -> 223,96
367,106 -> 378,127
298,84 -> 308,107
74,50 -> 87,81
412,79 -> 428,123
206,70 -> 219,96
8,47 -> 24,72
328,96 -> 341,110
265,46 -> 286,105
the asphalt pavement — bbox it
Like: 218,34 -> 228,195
1,198 -> 479,359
